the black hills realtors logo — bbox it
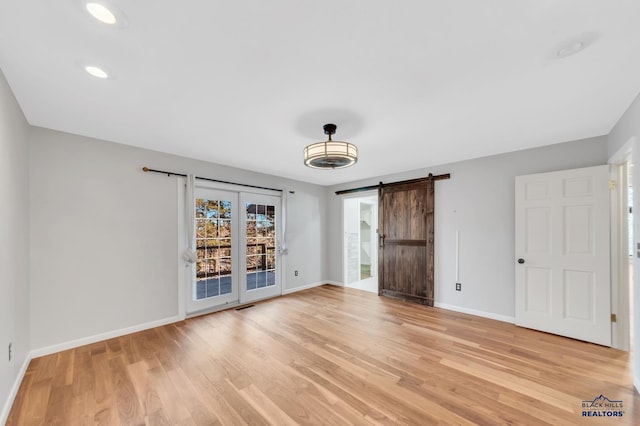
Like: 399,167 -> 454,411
581,394 -> 624,418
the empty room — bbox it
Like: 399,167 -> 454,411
2,1 -> 640,424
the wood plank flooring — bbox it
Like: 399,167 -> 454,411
8,285 -> 640,425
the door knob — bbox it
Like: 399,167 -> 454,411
517,258 -> 525,264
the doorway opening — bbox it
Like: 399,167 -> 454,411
343,193 -> 378,293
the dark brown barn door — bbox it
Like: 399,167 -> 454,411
378,178 -> 434,306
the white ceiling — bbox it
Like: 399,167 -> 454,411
1,1 -> 639,186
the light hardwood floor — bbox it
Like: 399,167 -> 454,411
8,285 -> 640,425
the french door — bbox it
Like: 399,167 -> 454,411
186,187 -> 239,313
185,183 -> 281,315
239,193 -> 281,303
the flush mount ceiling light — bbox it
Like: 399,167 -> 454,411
557,41 -> 585,59
86,2 -> 117,24
85,65 -> 109,78
304,124 -> 358,169
552,33 -> 599,60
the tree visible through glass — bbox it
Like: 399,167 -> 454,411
245,203 -> 276,290
195,198 -> 233,299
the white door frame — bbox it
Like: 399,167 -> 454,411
608,139 -> 635,351
177,179 -> 283,319
341,190 -> 379,288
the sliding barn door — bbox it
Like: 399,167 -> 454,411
378,178 -> 434,305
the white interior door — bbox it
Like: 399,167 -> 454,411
239,192 -> 282,303
186,187 -> 239,314
515,165 -> 611,346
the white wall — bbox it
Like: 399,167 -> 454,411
607,91 -> 640,392
327,136 -> 608,321
29,127 -> 327,351
0,68 -> 30,423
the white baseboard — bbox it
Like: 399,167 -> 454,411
282,281 -> 326,295
30,316 -> 181,359
434,302 -> 515,324
634,375 -> 640,395
1,352 -> 32,425
325,285 -> 515,324
323,285 -> 513,323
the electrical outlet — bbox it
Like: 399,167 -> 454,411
294,270 -> 299,277
8,342 -> 12,361
455,283 -> 461,291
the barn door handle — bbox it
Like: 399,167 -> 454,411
379,234 -> 386,247
517,258 -> 525,264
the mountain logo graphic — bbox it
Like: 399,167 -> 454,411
582,394 -> 623,407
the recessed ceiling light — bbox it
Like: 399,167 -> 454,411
85,65 -> 109,79
86,2 -> 117,25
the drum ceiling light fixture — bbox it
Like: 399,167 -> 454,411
303,123 -> 358,169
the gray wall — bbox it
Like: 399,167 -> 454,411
0,69 -> 30,422
607,92 -> 640,392
4,56 -> 636,412
608,92 -> 640,158
327,136 -> 608,319
29,128 -> 327,350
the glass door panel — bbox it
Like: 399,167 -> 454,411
186,187 -> 238,313
240,193 -> 281,303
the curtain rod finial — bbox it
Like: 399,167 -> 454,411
142,167 -> 149,172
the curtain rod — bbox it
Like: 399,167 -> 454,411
142,167 -> 284,193
335,173 -> 450,195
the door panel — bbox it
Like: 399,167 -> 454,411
187,188 -> 239,314
525,267 -> 552,314
240,193 -> 282,303
563,270 -> 593,321
515,165 -> 610,346
525,207 -> 551,253
382,244 -> 427,296
379,179 -> 434,306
